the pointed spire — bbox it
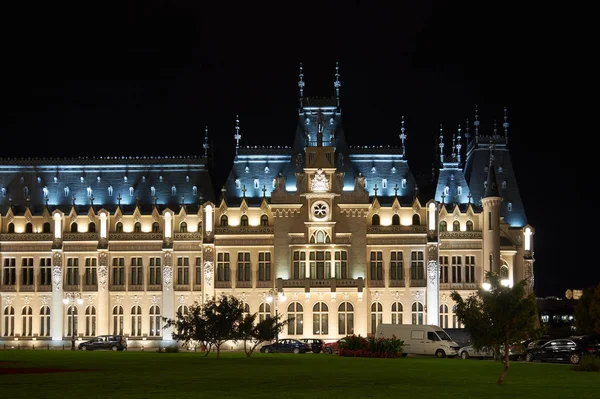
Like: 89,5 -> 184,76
298,62 -> 305,112
484,145 -> 500,197
234,115 -> 241,156
90,195 -> 94,207
452,130 -> 457,161
203,126 -> 210,158
503,106 -> 509,145
334,61 -> 341,108
456,124 -> 462,165
399,116 -> 407,157
153,196 -> 158,207
136,196 -> 140,208
373,184 -> 378,197
241,184 -> 247,198
221,186 -> 227,201
72,195 -> 76,206
116,193 -> 122,207
438,124 -> 444,163
464,118 -> 471,144
394,184 -> 399,197
262,185 -> 267,198
473,105 -> 480,144
493,120 -> 498,136
44,195 -> 49,208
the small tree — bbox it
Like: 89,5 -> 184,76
451,272 -> 539,384
202,295 -> 245,358
165,302 -> 211,356
574,283 -> 600,336
237,313 -> 289,357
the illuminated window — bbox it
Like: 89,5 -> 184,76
180,222 -> 187,233
439,256 -> 448,283
382,178 -> 387,189
220,215 -> 228,227
466,220 -> 473,231
287,302 -> 303,335
21,306 -> 32,336
370,302 -> 382,334
391,302 -> 403,324
39,306 -> 50,337
392,214 -> 400,225
130,306 -> 141,337
410,251 -> 424,280
3,306 -> 14,336
261,215 -> 269,226
439,304 -> 449,328
439,221 -> 447,232
66,306 -> 79,337
149,305 -> 161,337
412,214 -> 420,226
240,215 -> 248,227
236,252 -> 250,281
258,252 -> 271,281
312,302 -> 328,335
259,303 -> 270,323
390,251 -> 403,280
338,302 -> 354,335
372,214 -> 380,226
86,306 -> 96,337
370,251 -> 383,280
451,256 -> 462,283
453,221 -> 460,231
411,302 -> 424,325
334,251 -> 348,279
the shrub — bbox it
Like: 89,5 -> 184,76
157,343 -> 180,353
571,354 -> 600,372
338,334 -> 403,358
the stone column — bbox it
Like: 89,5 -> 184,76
51,251 -> 64,341
202,244 -> 215,303
161,250 -> 174,341
97,251 -> 109,335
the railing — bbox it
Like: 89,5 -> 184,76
235,281 -> 252,289
37,285 -> 52,292
129,285 -> 145,291
192,284 -> 202,291
173,233 -> 202,241
147,284 -> 162,291
83,284 -> 98,292
439,231 -> 482,239
19,284 -> 35,292
214,226 -> 274,235
409,279 -> 427,287
389,279 -> 405,288
174,284 -> 190,291
0,233 -> 53,241
369,280 -> 385,287
215,281 -> 232,289
0,285 -> 16,292
109,284 -> 126,291
367,225 -> 428,234
109,233 -> 163,241
63,233 -> 99,241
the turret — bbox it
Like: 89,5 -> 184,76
481,146 -> 503,282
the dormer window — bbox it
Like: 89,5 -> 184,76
37,177 -> 41,183
108,186 -> 113,196
80,176 -> 84,183
235,179 -> 241,189
450,174 -> 454,181
64,186 -> 70,197
193,186 -> 198,195
129,187 -> 134,196
150,186 -> 155,196
457,185 -> 462,195
272,178 -> 276,188
382,178 -> 387,189
124,176 -> 128,183
444,186 -> 449,196
245,166 -> 250,173
391,166 -> 396,174
43,186 -> 49,197
371,166 -> 376,173
507,202 -> 513,211
87,187 -> 92,197
97,176 -> 101,183
186,175 -> 190,182
502,179 -> 507,189
254,179 -> 259,189
142,176 -> 146,183
159,176 -> 163,182
402,179 -> 407,189
171,185 -> 176,196
54,176 -> 58,183
265,166 -> 270,173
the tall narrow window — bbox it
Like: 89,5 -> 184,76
465,256 -> 475,283
131,306 -> 142,337
259,303 -> 271,323
439,221 -> 447,232
334,251 -> 348,279
411,302 -> 424,325
391,302 -> 403,324
131,257 -> 143,285
70,222 -> 78,233
134,222 -> 142,233
220,215 -> 228,227
451,256 -> 462,283
149,257 -> 161,285
177,257 -> 190,285
21,258 -> 34,285
370,251 -> 383,280
40,306 -> 50,337
195,257 -> 202,286
116,222 -> 123,233
67,306 -> 78,337
40,257 -> 52,286
149,305 -> 161,336
452,305 -> 462,328
112,257 -> 125,285
21,306 -> 32,337
240,215 -> 249,227
66,258 -> 80,286
112,306 -> 123,335
466,220 -> 473,231
179,222 -> 187,232
312,302 -> 328,335
293,251 -> 306,279
8,223 -> 15,233
3,258 -> 16,285
88,222 -> 96,233
488,212 -> 492,230
392,214 -> 400,225
3,306 -> 14,336
85,258 -> 97,285
439,256 -> 448,284
43,222 -> 51,233
338,302 -> 354,335
258,252 -> 271,281
412,214 -> 420,226
287,302 -> 303,335
260,215 -> 269,226
390,251 -> 403,280
370,302 -> 383,334
85,306 -> 96,337
217,253 -> 230,281
152,222 -> 160,233
439,304 -> 449,328
236,252 -> 251,281
453,221 -> 460,231
372,214 -> 380,226
25,223 -> 33,233
410,251 -> 424,280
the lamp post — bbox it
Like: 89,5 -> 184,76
63,292 -> 84,350
266,288 -> 285,353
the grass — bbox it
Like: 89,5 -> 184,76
0,350 -> 597,399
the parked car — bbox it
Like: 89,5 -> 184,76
323,338 -> 347,355
259,339 -> 309,354
300,338 -> 324,353
458,345 -> 494,359
78,335 -> 127,351
524,337 -> 598,364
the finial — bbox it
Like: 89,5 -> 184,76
468,192 -> 472,204
399,116 -> 407,157
373,184 -> 378,197
181,195 -> 185,206
90,195 -> 94,206
241,185 -> 247,198
221,186 -> 226,200
334,61 -> 341,108
441,191 -> 446,205
456,124 -> 462,165
474,105 -> 480,143
153,196 -> 158,206
394,184 -> 399,197
72,195 -> 76,206
45,195 -> 49,207
136,196 -> 140,207
465,118 -> 471,143
262,185 -> 267,198
26,196 -> 30,208
452,130 -> 457,161
298,62 -> 305,111
234,115 -> 241,155
203,126 -> 210,157
439,124 -> 444,163
493,120 -> 498,136
117,193 -> 122,206
503,106 -> 509,144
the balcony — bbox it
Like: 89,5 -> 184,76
173,232 -> 202,241
147,284 -> 162,291
0,233 -> 53,241
409,279 -> 427,287
64,284 -> 81,291
0,284 -> 17,292
174,284 -> 190,291
109,284 -> 126,291
63,233 -> 99,241
369,280 -> 385,288
129,285 -> 145,291
389,279 -> 405,288
37,284 -> 52,292
19,284 -> 35,292
192,284 -> 202,291
439,231 -> 482,239
214,226 -> 274,235
83,284 -> 98,292
235,281 -> 252,289
109,233 -> 163,241
367,225 -> 428,234
215,281 -> 232,289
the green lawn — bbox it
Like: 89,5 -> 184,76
0,350 -> 596,399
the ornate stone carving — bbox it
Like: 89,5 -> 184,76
427,260 -> 438,285
393,291 -> 401,301
342,292 -> 349,301
86,295 -> 94,305
372,291 -> 380,301
163,265 -> 173,291
23,295 -> 31,305
98,265 -> 108,291
204,261 -> 213,287
179,295 -> 186,305
41,296 -> 49,306
413,290 -> 422,301
440,293 -> 447,303
317,292 -> 324,301
131,295 -> 140,307
52,265 -> 62,291
4,296 -> 14,305
151,295 -> 159,305
291,292 -> 299,301
311,168 -> 330,192
240,292 -> 248,303
114,295 -> 122,305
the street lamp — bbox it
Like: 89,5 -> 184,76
266,288 -> 285,353
63,292 -> 84,350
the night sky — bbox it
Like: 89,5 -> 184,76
2,2 -> 586,297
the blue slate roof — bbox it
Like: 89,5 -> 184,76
0,156 -> 215,215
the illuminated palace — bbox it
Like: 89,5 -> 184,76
0,65 -> 534,348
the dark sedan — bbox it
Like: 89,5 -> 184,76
300,338 -> 324,353
260,339 -> 309,354
524,338 -> 598,364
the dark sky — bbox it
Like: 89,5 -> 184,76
2,1 -> 587,297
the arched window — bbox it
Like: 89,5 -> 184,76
370,302 -> 383,334
258,303 -> 271,323
112,306 -> 123,335
312,302 -> 328,335
240,215 -> 248,227
88,222 -> 96,233
500,264 -> 510,282
466,220 -> 473,231
391,302 -> 403,324
392,214 -> 400,225
180,222 -> 187,232
261,215 -> 269,226
412,214 -> 420,226
67,306 -> 79,337
452,304 -> 462,328
116,222 -> 123,233
152,222 -> 160,233
338,302 -> 354,335
131,306 -> 142,337
134,222 -> 142,233
85,306 -> 96,337
43,222 -> 51,233
220,215 -> 228,227
40,306 -> 50,337
439,304 -> 449,328
242,303 -> 250,319
287,302 -> 303,335
177,305 -> 189,317
3,306 -> 15,336
453,221 -> 460,231
21,306 -> 32,336
149,305 -> 161,337
25,223 -> 33,233
70,222 -> 78,233
8,223 -> 15,233
310,230 -> 331,244
372,214 -> 380,226
439,221 -> 447,232
411,302 -> 424,325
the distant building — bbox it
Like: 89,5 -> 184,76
0,64 -> 535,349
537,296 -> 577,337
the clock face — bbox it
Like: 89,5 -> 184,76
312,201 -> 329,219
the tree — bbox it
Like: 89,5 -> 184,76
574,283 -> 600,336
165,302 -> 211,356
450,271 -> 539,384
237,313 -> 289,357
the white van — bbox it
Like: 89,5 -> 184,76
375,324 -> 460,358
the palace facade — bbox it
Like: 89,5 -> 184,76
0,65 -> 534,349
